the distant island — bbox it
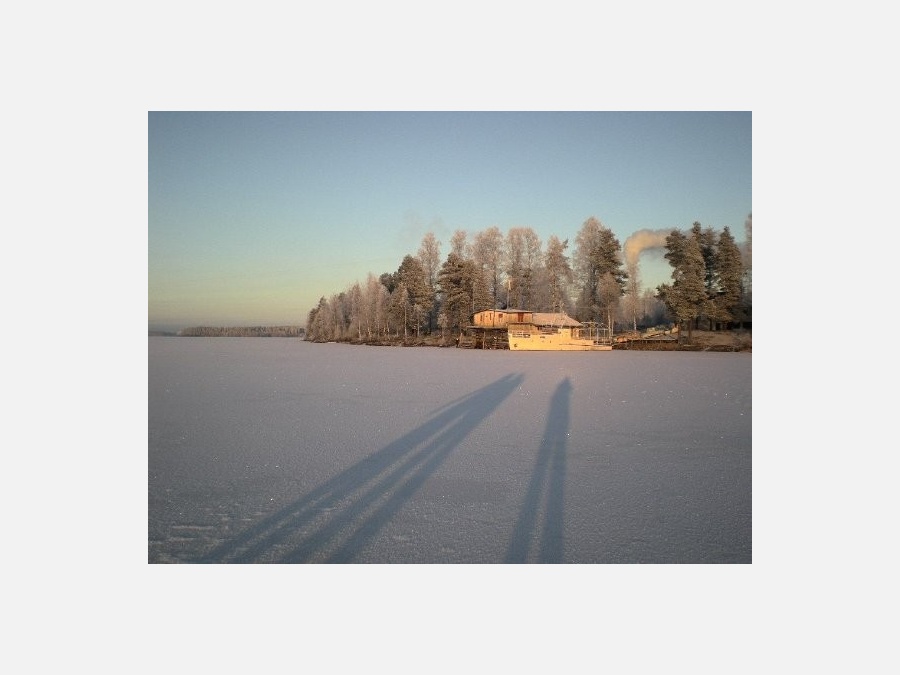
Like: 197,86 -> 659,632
151,326 -> 305,338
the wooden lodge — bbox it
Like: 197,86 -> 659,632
461,309 -> 611,350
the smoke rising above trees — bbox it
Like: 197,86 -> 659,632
623,228 -> 671,268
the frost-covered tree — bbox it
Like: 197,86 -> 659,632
657,229 -> 707,343
690,221 -> 718,296
658,222 -> 746,332
362,273 -> 389,339
740,213 -> 752,326
472,226 -> 504,310
543,235 -> 573,314
396,254 -> 430,338
710,226 -> 744,328
573,216 -> 627,326
416,232 -> 442,333
306,296 -> 334,342
504,227 -> 542,309
437,252 -> 477,333
624,258 -> 642,331
346,282 -> 363,340
388,283 -> 410,338
450,229 -> 469,258
640,288 -> 667,326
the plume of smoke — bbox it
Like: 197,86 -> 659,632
623,228 -> 671,267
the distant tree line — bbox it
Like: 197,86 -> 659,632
306,215 -> 751,344
179,325 -> 305,337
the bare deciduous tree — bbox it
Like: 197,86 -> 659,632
472,226 -> 504,310
450,229 -> 469,259
504,226 -> 542,309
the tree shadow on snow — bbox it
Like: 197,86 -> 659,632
505,377 -> 571,563
199,373 -> 524,563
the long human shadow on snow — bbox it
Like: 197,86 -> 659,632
199,373 -> 523,563
505,377 -> 571,563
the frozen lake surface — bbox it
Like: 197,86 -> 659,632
149,337 -> 751,563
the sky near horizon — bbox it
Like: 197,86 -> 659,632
148,111 -> 751,331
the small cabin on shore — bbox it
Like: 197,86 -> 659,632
463,309 -> 589,349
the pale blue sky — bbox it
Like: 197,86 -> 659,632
149,111 -> 751,330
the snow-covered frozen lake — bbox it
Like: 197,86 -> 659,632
149,337 -> 751,563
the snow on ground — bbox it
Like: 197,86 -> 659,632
149,337 -> 751,563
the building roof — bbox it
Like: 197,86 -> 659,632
531,312 -> 582,327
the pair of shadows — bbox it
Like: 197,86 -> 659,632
199,374 -> 571,563
505,378 -> 571,563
